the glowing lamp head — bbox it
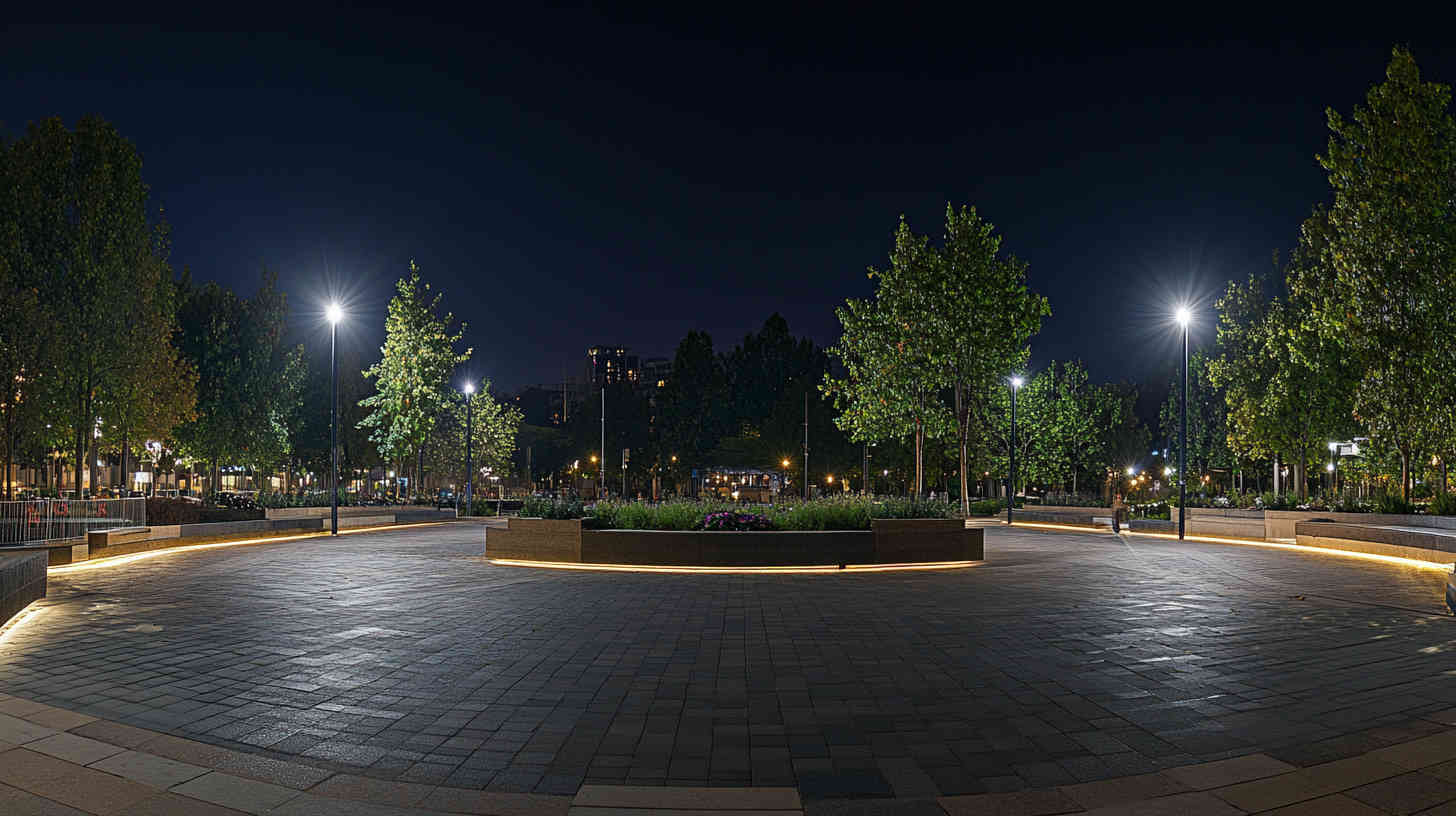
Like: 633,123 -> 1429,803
1326,463 -> 1335,472
1126,466 -> 1136,476
326,302 -> 344,325
826,474 -> 834,483
1175,306 -> 1191,327
1010,375 -> 1024,388
590,454 -> 597,464
463,382 -> 475,395
1329,441 -> 1338,452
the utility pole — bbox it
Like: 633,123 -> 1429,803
601,386 -> 606,499
802,390 -> 810,500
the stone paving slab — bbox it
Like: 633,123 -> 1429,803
0,683 -> 1454,813
3,523 -> 1456,812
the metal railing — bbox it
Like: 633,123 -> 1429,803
0,498 -> 147,547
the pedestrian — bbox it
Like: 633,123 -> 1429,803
1111,491 -> 1125,533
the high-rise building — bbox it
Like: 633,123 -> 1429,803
587,346 -> 639,386
640,357 -> 671,389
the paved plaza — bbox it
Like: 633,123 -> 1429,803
1,522 -> 1454,805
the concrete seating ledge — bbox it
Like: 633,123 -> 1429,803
1,510 -> 458,567
0,550 -> 46,626
1295,520 -> 1456,565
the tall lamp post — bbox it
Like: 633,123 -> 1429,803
1328,441 -> 1338,495
1008,375 -> 1023,525
326,302 -> 344,536
463,382 -> 474,515
1175,306 -> 1190,540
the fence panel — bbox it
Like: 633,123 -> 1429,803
0,498 -> 147,546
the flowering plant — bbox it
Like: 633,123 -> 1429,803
697,511 -> 774,531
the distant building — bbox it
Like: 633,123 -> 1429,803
587,346 -> 639,387
640,357 -> 670,389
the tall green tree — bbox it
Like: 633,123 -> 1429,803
0,132 -> 54,497
423,379 -> 522,495
657,331 -> 728,473
824,218 -> 951,496
1158,352 -> 1232,489
7,117 -> 171,495
358,262 -> 471,498
1308,47 -> 1456,498
174,271 -> 304,492
935,205 -> 1049,513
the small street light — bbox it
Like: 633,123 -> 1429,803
1174,305 -> 1191,540
327,302 -> 344,536
1009,375 -> 1024,526
462,382 -> 475,516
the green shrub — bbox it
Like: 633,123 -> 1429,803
1040,493 -> 1105,507
521,496 -> 586,519
968,498 -> 1003,516
1431,491 -> 1456,516
1256,492 -> 1298,511
871,497 -> 956,520
1375,492 -> 1416,515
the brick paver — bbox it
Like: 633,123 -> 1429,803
0,523 -> 1453,803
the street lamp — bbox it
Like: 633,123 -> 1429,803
1008,375 -> 1024,526
462,382 -> 475,516
1175,306 -> 1190,540
327,302 -> 343,536
1329,441 -> 1339,495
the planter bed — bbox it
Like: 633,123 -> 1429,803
487,517 -> 982,567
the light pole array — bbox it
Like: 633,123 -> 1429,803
326,302 -> 344,536
463,382 -> 474,515
1175,306 -> 1190,540
1008,375 -> 1023,526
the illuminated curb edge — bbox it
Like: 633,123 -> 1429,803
488,558 -> 984,574
48,521 -> 458,575
0,605 -> 46,646
1004,519 -> 1455,572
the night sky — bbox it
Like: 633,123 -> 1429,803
5,12 -> 1454,399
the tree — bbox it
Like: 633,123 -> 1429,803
174,271 -> 305,493
423,379 -> 522,495
1309,48 -> 1456,499
100,238 -> 197,492
1043,361 -> 1104,495
657,331 -> 729,473
6,117 -> 171,495
1158,352 -> 1232,489
0,133 -> 54,498
824,218 -> 951,496
358,262 -> 471,498
934,205 -> 1049,513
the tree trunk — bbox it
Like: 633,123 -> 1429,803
1399,447 -> 1410,501
954,384 -> 970,516
913,417 -> 924,498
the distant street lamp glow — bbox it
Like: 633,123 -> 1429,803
1175,306 -> 1191,327
326,302 -> 344,324
1010,375 -> 1024,388
463,382 -> 475,395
